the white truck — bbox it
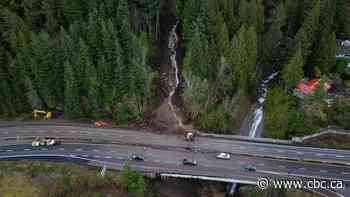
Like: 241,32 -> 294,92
32,138 -> 60,147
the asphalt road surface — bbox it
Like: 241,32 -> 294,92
0,122 -> 349,196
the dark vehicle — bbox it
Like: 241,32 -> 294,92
131,154 -> 145,161
244,165 -> 257,172
182,158 -> 197,166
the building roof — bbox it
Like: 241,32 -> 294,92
295,79 -> 331,96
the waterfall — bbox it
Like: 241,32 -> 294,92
249,72 -> 279,138
167,21 -> 184,128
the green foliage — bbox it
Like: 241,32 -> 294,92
331,99 -> 350,129
0,0 -> 155,120
260,2 -> 287,67
282,45 -> 304,88
334,58 -> 350,74
196,104 -> 234,134
294,0 -> 321,59
64,61 -> 81,119
119,164 -> 145,197
183,73 -> 209,120
231,25 -> 259,95
334,0 -> 350,38
264,87 -> 294,139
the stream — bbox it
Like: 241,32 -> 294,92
248,72 -> 279,138
167,21 -> 184,128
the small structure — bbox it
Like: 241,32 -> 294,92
293,79 -> 331,98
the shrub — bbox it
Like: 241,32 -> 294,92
119,165 -> 145,197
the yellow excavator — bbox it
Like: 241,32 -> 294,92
33,109 -> 52,120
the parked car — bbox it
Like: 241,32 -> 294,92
216,153 -> 231,160
94,120 -> 111,127
182,158 -> 197,166
32,138 -> 60,147
244,165 -> 257,172
130,154 -> 145,161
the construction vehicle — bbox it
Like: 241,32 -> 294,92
185,132 -> 195,141
33,110 -> 52,120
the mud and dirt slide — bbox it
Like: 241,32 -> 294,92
151,0 -> 189,132
153,0 -> 178,101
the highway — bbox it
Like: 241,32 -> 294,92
0,122 -> 349,196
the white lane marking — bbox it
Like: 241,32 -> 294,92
258,148 -> 266,151
342,172 -> 348,175
299,168 -> 306,171
6,150 -> 13,152
117,156 -> 124,160
154,160 -> 160,163
257,163 -> 265,166
278,165 -> 286,168
59,148 -> 64,151
76,148 -> 83,151
335,155 -> 345,158
316,153 -> 325,156
104,156 -> 112,159
82,155 -> 88,157
320,170 -> 327,173
93,149 -> 99,152
24,149 -> 31,151
296,152 -> 304,155
277,150 -> 284,153
70,154 -> 76,157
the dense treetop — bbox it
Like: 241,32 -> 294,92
1,0 -> 349,136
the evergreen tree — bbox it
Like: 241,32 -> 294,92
260,2 -> 287,67
220,0 -> 239,37
85,59 -> 99,118
310,32 -> 337,74
76,38 -> 90,94
183,24 -> 210,80
116,0 -> 130,26
30,31 -> 56,108
335,0 -> 350,38
264,87 -> 294,139
64,61 -> 81,118
181,0 -> 200,43
231,25 -> 258,95
239,0 -> 264,33
282,45 -> 304,88
294,0 -> 321,59
86,9 -> 101,64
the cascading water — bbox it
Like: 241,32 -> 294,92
167,21 -> 184,128
249,72 -> 279,138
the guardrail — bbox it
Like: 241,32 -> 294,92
196,131 -> 293,145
